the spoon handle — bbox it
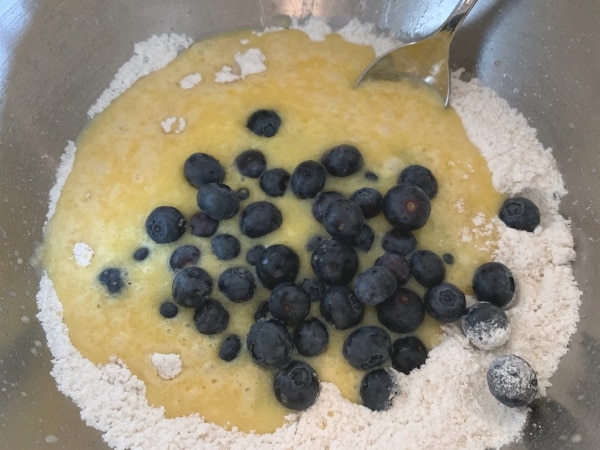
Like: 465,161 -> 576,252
441,0 -> 479,35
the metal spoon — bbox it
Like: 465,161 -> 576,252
356,0 -> 479,106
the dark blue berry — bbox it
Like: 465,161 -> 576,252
235,149 -> 267,178
218,267 -> 256,303
172,266 -> 212,308
188,211 -> 219,237
145,206 -> 186,244
499,197 -> 540,232
323,199 -> 365,239
350,187 -> 383,219
321,144 -> 363,177
159,300 -> 178,319
169,245 -> 200,270
443,253 -> 455,264
398,165 -> 438,199
383,183 -> 431,231
273,360 -> 320,410
410,250 -> 446,287
381,229 -> 417,256
299,278 -> 326,303
343,326 -> 392,370
353,266 -> 397,306
211,233 -> 241,261
311,238 -> 358,285
268,283 -> 311,326
293,317 -> 329,357
462,302 -> 510,350
259,168 -> 290,197
311,191 -> 344,223
99,268 -> 124,294
375,253 -> 411,286
239,201 -> 282,238
197,183 -> 240,220
254,300 -> 270,322
133,247 -> 149,261
247,319 -> 293,368
256,244 -> 300,289
319,286 -> 364,330
290,160 -> 327,199
391,336 -> 428,374
344,224 -> 375,252
472,262 -> 515,308
236,188 -> 250,201
246,245 -> 265,266
365,171 -> 379,181
219,334 -> 242,362
194,299 -> 229,335
424,282 -> 466,323
376,287 -> 425,333
360,369 -> 397,411
184,152 -> 225,188
247,109 -> 282,137
305,235 -> 323,252
487,355 -> 538,407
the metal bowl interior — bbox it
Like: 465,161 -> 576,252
1,0 -> 599,448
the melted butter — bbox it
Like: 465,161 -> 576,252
42,29 -> 504,433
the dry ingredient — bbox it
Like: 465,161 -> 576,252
36,17 -> 581,450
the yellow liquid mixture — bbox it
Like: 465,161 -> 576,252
43,29 -> 504,433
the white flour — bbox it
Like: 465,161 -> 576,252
36,19 -> 581,450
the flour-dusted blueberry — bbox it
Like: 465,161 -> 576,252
235,149 -> 267,178
323,199 -> 365,239
381,229 -> 417,256
159,300 -> 178,319
260,168 -> 290,197
247,319 -> 294,368
273,360 -> 320,410
343,326 -> 392,370
376,287 -> 425,333
194,299 -> 229,335
321,144 -> 363,177
462,302 -> 511,350
99,268 -> 125,294
375,253 -> 411,286
146,206 -> 187,244
311,191 -> 345,223
300,278 -> 326,303
169,245 -> 200,270
184,152 -> 225,188
320,286 -> 364,330
211,234 -> 241,261
240,201 -> 282,238
499,197 -> 540,232
256,244 -> 300,289
133,247 -> 149,261
344,224 -> 375,252
350,187 -> 383,219
354,266 -> 397,306
360,369 -> 398,411
487,355 -> 538,407
398,164 -> 438,199
254,300 -> 270,322
197,183 -> 240,220
410,250 -> 446,288
172,266 -> 212,308
246,245 -> 265,266
188,211 -> 219,237
391,336 -> 428,375
268,282 -> 311,326
246,109 -> 282,137
311,238 -> 359,285
383,183 -> 431,231
472,262 -> 516,308
290,160 -> 327,199
219,334 -> 242,362
293,317 -> 329,357
424,282 -> 466,323
218,267 -> 256,303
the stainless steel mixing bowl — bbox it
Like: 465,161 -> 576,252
1,0 -> 598,448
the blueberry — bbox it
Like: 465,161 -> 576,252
360,369 -> 398,411
354,266 -> 397,306
323,199 -> 365,239
321,144 -> 363,177
293,317 -> 329,357
239,201 -> 282,238
169,245 -> 200,270
305,235 -> 323,252
260,168 -> 290,197
194,299 -> 229,335
410,250 -> 446,287
462,302 -> 511,350
374,253 -> 411,286
376,287 -> 425,333
273,360 -> 320,410
236,188 -> 250,201
343,224 -> 375,252
247,319 -> 293,368
342,326 -> 392,370
211,233 -> 241,261
268,283 -> 311,326
133,247 -> 149,261
254,300 -> 270,322
256,244 -> 300,289
381,229 -> 417,256
383,183 -> 431,231
443,253 -> 455,264
349,187 -> 383,219
311,238 -> 359,285
499,197 -> 540,232
235,149 -> 267,178
159,300 -> 178,318
219,334 -> 242,362
311,191 -> 344,223
472,262 -> 516,308
365,171 -> 379,181
99,268 -> 124,294
172,266 -> 212,308
188,211 -> 219,237
218,267 -> 256,303
246,109 -> 282,137
183,152 -> 225,188
246,245 -> 265,266
299,278 -> 326,303
319,285 -> 364,330
391,336 -> 428,375
197,183 -> 240,220
424,282 -> 466,323
145,206 -> 187,244
397,165 -> 438,199
487,355 -> 538,407
290,160 -> 327,199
